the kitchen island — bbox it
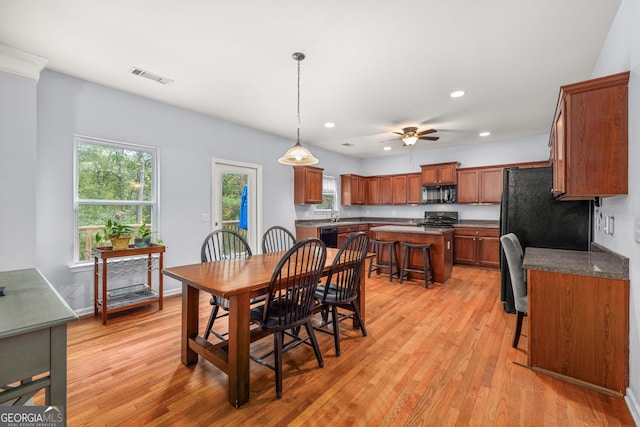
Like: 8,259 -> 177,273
370,225 -> 454,284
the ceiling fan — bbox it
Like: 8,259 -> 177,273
383,127 -> 440,146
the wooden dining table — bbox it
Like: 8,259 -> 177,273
162,247 -> 369,408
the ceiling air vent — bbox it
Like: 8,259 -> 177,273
341,143 -> 354,147
130,67 -> 173,85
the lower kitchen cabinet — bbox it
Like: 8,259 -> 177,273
337,224 -> 369,247
453,227 -> 500,269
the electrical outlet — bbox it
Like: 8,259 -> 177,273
201,213 -> 210,222
609,216 -> 614,235
634,222 -> 640,243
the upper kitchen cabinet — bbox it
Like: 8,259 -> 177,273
457,167 -> 503,204
407,173 -> 422,204
392,175 -> 408,204
294,166 -> 323,204
421,162 -> 460,186
550,72 -> 629,200
341,174 -> 366,205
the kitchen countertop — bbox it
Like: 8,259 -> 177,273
369,225 -> 454,235
295,218 -> 499,229
522,243 -> 629,280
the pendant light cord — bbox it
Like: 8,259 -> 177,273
296,55 -> 301,143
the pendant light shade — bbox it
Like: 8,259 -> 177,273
278,141 -> 319,165
278,52 -> 319,166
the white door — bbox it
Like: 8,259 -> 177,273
212,159 -> 262,253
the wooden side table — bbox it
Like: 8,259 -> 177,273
93,244 -> 166,324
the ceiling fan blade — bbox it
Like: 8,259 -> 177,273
392,131 -> 404,136
419,136 -> 440,141
379,137 -> 401,143
417,129 -> 437,136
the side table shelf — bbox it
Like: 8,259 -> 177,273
93,244 -> 166,324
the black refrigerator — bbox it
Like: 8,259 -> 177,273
500,166 -> 592,313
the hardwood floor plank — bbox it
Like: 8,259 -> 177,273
56,266 -> 634,426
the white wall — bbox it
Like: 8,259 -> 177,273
589,0 -> 640,421
0,71 -> 37,270
34,70 -> 360,312
299,134 -> 548,222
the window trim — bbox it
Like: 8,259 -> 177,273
73,135 -> 160,264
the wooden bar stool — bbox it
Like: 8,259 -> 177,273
368,239 -> 400,282
399,242 -> 434,288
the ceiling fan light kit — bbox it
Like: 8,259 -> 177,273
389,126 -> 440,147
278,52 -> 319,166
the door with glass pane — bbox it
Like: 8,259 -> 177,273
212,159 -> 261,252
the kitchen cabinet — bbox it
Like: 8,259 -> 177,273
407,173 -> 422,204
550,71 -> 629,200
453,227 -> 499,269
366,176 -> 394,205
337,224 -> 369,247
420,162 -> 460,186
294,166 -> 323,204
457,167 -> 503,204
341,174 -> 366,205
523,247 -> 629,394
392,175 -> 408,204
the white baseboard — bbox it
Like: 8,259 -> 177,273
73,288 -> 183,317
626,387 -> 640,426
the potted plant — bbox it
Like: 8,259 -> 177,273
95,213 -> 133,250
134,221 -> 153,248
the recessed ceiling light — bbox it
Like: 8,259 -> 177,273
383,146 -> 392,151
479,131 -> 491,137
450,90 -> 466,98
324,122 -> 335,128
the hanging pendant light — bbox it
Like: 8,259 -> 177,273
278,52 -> 319,166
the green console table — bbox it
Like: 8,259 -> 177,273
0,268 -> 77,408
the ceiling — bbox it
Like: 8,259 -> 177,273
0,1 -> 621,159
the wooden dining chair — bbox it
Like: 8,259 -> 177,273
201,229 -> 252,341
314,232 -> 369,356
261,226 -> 296,253
249,238 -> 327,399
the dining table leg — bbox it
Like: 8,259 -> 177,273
226,292 -> 251,407
182,282 -> 199,366
354,262 -> 367,328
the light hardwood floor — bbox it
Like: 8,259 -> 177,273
55,266 -> 634,426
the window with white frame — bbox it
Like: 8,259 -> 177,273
74,136 -> 158,262
316,175 -> 337,211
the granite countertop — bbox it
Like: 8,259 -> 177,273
296,218 -> 499,229
522,244 -> 629,280
369,225 -> 454,235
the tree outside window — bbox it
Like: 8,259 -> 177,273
75,137 -> 158,262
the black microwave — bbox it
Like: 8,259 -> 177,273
421,185 -> 456,204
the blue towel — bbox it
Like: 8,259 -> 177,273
239,184 -> 248,230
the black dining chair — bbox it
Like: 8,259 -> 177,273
201,229 -> 253,341
261,226 -> 296,253
314,232 -> 369,356
249,238 -> 327,399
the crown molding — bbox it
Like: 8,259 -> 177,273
0,44 -> 47,82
